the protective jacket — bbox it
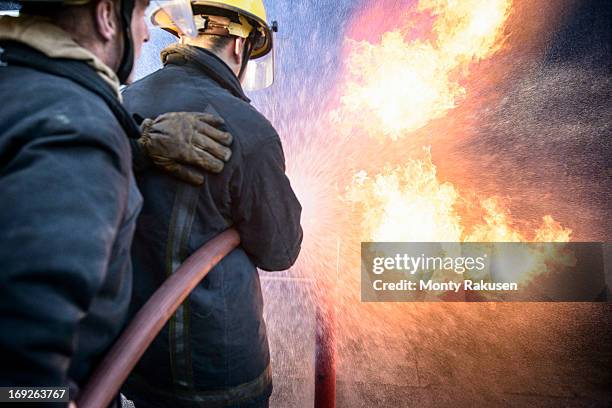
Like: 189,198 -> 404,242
121,44 -> 302,407
0,40 -> 142,401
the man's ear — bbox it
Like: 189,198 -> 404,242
94,0 -> 119,42
233,37 -> 245,65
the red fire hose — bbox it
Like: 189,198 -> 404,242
76,229 -> 240,408
77,227 -> 336,408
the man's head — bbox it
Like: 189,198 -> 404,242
180,15 -> 249,79
19,0 -> 150,83
151,1 -> 276,90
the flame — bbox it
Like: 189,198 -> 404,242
337,0 -> 512,140
334,0 -> 571,248
344,148 -> 464,242
259,0 -> 593,394
280,0 -> 572,292
344,148 -> 572,244
343,148 -> 573,286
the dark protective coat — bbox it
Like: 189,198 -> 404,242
121,44 -> 303,407
0,42 -> 142,398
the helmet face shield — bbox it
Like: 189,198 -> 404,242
150,0 -> 197,38
242,19 -> 276,91
242,47 -> 274,91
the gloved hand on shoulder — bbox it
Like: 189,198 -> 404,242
134,112 -> 233,185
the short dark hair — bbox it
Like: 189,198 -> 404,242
19,0 -> 121,41
206,34 -> 233,53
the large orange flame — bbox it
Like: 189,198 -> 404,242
337,0 -> 512,140
333,0 -> 571,247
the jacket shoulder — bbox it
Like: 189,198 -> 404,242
122,66 -> 180,114
224,100 -> 280,156
0,66 -> 130,161
124,65 -> 280,154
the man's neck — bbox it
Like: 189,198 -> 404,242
181,38 -> 237,76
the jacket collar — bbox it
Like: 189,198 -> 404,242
0,15 -> 122,100
160,44 -> 250,103
0,41 -> 141,139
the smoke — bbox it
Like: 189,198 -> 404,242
453,60 -> 612,241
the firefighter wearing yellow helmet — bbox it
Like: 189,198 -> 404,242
152,0 -> 278,90
121,0 -> 302,407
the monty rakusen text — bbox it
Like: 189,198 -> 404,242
369,253 -> 519,292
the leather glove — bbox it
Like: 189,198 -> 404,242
137,112 -> 233,185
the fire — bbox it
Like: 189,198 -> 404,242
344,148 -> 464,242
344,148 -> 572,244
337,0 -> 511,140
343,147 -> 573,286
334,0 -> 571,248
278,0 -> 572,294
467,200 -> 572,242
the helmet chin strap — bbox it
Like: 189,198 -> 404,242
116,0 -> 135,84
237,36 -> 254,82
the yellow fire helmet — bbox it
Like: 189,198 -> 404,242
151,0 -> 278,90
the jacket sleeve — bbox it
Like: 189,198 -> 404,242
127,112 -> 153,172
231,137 -> 303,271
0,116 -> 129,388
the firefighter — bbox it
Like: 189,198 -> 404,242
121,1 -> 303,407
0,0 -> 233,402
